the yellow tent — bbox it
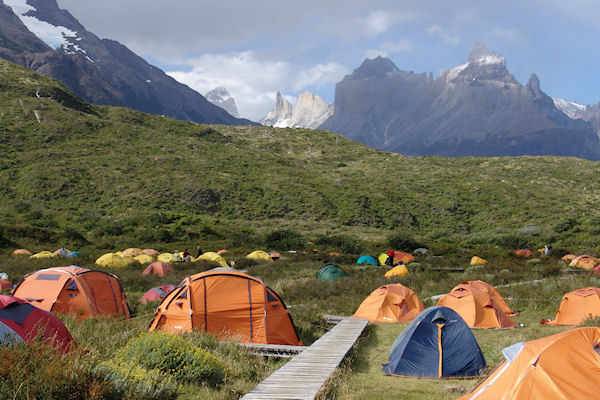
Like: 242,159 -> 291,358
30,251 -> 55,259
246,250 -> 272,262
384,265 -> 409,279
95,253 -> 136,268
134,254 -> 155,265
470,256 -> 487,266
378,253 -> 389,266
157,253 -> 175,263
195,252 -> 229,268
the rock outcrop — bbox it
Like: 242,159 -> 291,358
0,0 -> 254,125
261,91 -> 333,129
319,43 -> 599,159
205,87 -> 239,117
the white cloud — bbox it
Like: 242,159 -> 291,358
168,52 -> 348,121
492,29 -> 524,43
364,39 -> 411,60
364,10 -> 395,36
426,24 -> 460,45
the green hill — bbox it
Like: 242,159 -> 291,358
1,58 -> 599,251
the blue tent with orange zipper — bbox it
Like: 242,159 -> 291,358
382,306 -> 485,378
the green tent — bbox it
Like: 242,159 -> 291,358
316,264 -> 348,282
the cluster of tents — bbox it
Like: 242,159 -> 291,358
13,248 -> 82,258
562,253 -> 600,271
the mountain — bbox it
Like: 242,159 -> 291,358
260,91 -> 293,127
205,87 -> 239,117
553,98 -> 600,135
0,0 -> 254,125
320,43 -> 600,159
261,90 -> 333,129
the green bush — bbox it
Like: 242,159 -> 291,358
554,217 -> 579,233
314,234 -> 365,255
386,231 -> 420,252
97,358 -> 180,400
115,331 -> 229,386
0,341 -> 112,400
264,229 -> 305,251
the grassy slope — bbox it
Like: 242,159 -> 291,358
1,58 -> 600,253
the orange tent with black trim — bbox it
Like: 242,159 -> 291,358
352,284 -> 424,323
437,280 -> 516,329
547,287 -> 600,326
148,268 -> 301,345
142,261 -> 173,277
515,249 -> 532,257
393,251 -> 415,265
569,255 -> 597,270
458,327 -> 600,400
11,266 -> 130,320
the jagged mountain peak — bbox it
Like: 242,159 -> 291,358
261,90 -> 332,129
352,56 -> 400,79
205,86 -> 239,117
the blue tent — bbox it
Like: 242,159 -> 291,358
356,255 -> 378,266
66,251 -> 82,257
382,306 -> 486,378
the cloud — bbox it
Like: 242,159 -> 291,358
426,24 -> 460,45
167,52 -> 348,121
364,39 -> 412,59
491,29 -> 524,43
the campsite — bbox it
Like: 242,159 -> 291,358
3,58 -> 600,399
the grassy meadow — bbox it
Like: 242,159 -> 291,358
2,57 -> 600,398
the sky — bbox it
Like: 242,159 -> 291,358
55,0 -> 600,121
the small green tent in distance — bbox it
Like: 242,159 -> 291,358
316,264 -> 348,282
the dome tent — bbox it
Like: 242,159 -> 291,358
352,284 -> 424,323
547,287 -> 600,326
458,328 -> 600,400
316,264 -> 347,282
12,266 -> 130,320
246,250 -> 272,262
0,295 -> 75,354
437,280 -> 517,329
356,255 -> 378,266
139,285 -> 177,304
149,268 -> 301,346
142,261 -> 173,277
383,306 -> 486,378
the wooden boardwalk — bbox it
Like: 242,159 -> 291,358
242,317 -> 369,400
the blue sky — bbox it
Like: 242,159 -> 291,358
56,0 -> 600,121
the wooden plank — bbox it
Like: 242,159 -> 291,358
242,317 -> 368,400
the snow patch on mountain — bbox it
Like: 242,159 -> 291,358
4,0 -> 91,60
553,98 -> 587,119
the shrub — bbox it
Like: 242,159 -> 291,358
97,358 -> 180,400
264,229 -> 305,251
553,218 -> 579,233
114,331 -> 229,386
0,341 -> 112,400
386,231 -> 420,252
314,234 -> 365,255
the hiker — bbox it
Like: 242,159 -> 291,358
544,245 -> 552,256
182,249 -> 190,262
196,246 -> 203,258
386,249 -> 395,267
172,250 -> 181,262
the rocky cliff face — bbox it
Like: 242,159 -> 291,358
320,43 -> 600,159
0,0 -> 254,125
261,90 -> 333,129
554,98 -> 600,135
205,87 -> 239,117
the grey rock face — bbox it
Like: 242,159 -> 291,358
319,44 -> 599,159
205,87 -> 239,117
0,0 -> 254,125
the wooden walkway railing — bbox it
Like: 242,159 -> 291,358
242,317 -> 369,400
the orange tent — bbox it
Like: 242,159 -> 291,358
148,268 -> 301,346
569,255 -> 597,270
12,249 -> 32,256
352,284 -> 424,323
142,261 -> 173,277
11,266 -> 130,320
458,327 -> 600,400
142,248 -> 160,257
393,251 -> 415,265
547,287 -> 600,326
561,253 -> 577,262
123,248 -> 144,257
437,280 -> 517,329
514,249 -> 532,257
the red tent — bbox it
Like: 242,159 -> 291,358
139,285 -> 177,304
0,295 -> 75,354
